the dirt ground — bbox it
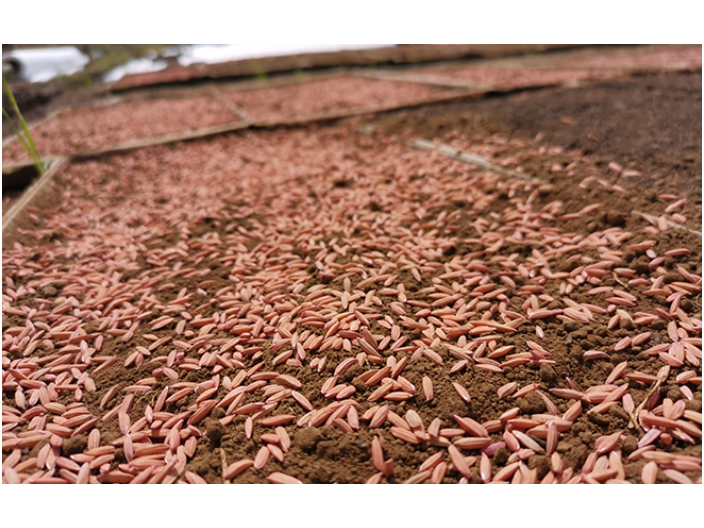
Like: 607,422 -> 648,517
369,72 -> 702,214
2,71 -> 701,484
2,191 -> 23,216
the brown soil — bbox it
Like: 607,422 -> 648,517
2,71 -> 701,485
368,72 -> 702,220
2,191 -> 23,215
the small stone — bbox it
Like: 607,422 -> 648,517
662,272 -> 680,284
539,364 -> 556,381
342,363 -> 362,382
631,256 -> 651,275
205,418 -> 225,445
564,321 -> 580,332
352,378 -> 367,393
528,455 -> 551,479
563,444 -> 588,470
666,386 -> 683,401
61,435 -> 87,456
652,319 -> 666,330
606,211 -> 625,226
622,250 -> 635,262
296,428 -> 323,452
621,435 -> 638,455
608,404 -> 629,422
493,446 -> 510,465
588,413 -> 610,426
685,399 -> 702,412
619,317 -> 634,330
42,286 -> 58,297
517,392 -> 545,414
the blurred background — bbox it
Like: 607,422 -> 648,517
2,44 -> 403,84
2,44 -> 396,137
3,44 -> 700,168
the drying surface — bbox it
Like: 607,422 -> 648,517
3,192 -> 23,215
222,76 -> 451,121
369,72 -> 702,232
2,96 -> 237,162
3,77 -> 451,164
2,107 -> 701,483
377,45 -> 701,92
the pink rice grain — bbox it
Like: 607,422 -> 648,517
266,472 -> 303,484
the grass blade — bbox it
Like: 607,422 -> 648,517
3,76 -> 45,174
250,59 -> 269,82
2,108 -> 32,153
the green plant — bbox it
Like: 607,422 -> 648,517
2,76 -> 46,175
250,59 -> 269,82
